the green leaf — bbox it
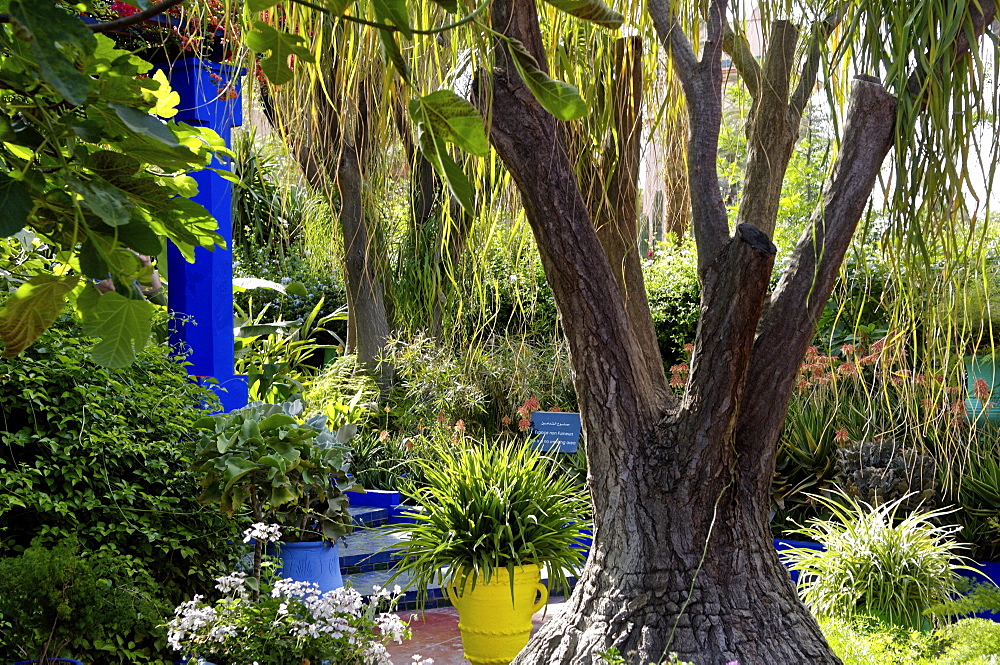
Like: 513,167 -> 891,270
427,0 -> 458,13
66,176 -> 134,227
419,132 -> 476,215
372,0 -> 412,39
0,173 -> 34,237
247,0 -> 280,11
378,30 -> 410,82
79,291 -> 155,368
506,38 -> 589,121
540,0 -> 622,28
87,150 -> 142,180
11,0 -> 96,105
0,275 -> 80,357
269,484 -> 297,508
258,413 -> 298,432
410,91 -> 489,156
113,221 -> 162,257
244,22 -> 315,86
109,103 -> 180,147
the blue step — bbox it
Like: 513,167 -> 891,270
339,524 -> 408,573
348,505 -> 389,527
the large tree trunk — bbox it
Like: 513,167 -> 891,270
482,0 -> 898,661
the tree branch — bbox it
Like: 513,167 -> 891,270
789,8 -> 845,121
734,77 -> 897,491
649,0 -> 731,272
759,20 -> 798,111
680,223 -> 776,453
647,0 -> 698,79
722,23 -> 761,99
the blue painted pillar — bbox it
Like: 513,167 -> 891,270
162,58 -> 248,412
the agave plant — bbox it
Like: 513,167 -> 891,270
390,439 -> 591,600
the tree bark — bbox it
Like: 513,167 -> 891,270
485,0 -> 993,661
339,88 -> 394,386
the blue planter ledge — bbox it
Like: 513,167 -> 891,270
774,538 -> 1000,622
346,489 -> 402,508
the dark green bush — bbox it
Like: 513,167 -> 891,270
0,539 -> 164,663
0,319 -> 243,662
644,242 -> 701,368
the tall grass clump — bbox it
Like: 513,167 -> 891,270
391,439 -> 591,600
781,492 -> 974,629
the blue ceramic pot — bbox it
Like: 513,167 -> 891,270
269,540 -> 344,593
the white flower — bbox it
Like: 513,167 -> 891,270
215,571 -> 248,595
243,522 -> 283,543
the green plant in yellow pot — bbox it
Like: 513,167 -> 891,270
391,439 -> 591,665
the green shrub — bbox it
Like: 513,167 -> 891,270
0,539 -> 164,663
384,333 -> 576,436
0,320 -> 243,662
644,241 -> 700,368
233,253 -> 348,339
782,492 -> 973,629
819,616 -> 940,665
932,618 -> 1000,664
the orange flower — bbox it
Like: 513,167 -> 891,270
974,378 -> 991,401
951,401 -> 968,417
837,362 -> 858,377
683,343 -> 695,354
518,418 -> 531,432
379,430 -> 390,442
501,416 -> 511,426
670,374 -> 686,388
841,344 -> 855,355
834,428 -> 849,443
524,396 -> 541,412
437,412 -> 446,424
454,420 -> 466,433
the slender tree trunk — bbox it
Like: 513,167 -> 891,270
275,65 -> 394,386
339,89 -> 394,386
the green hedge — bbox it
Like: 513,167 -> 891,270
0,320 -> 243,662
645,244 -> 701,368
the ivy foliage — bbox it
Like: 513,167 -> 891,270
0,2 -> 225,364
0,319 -> 243,661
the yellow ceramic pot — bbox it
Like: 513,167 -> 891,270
443,564 -> 549,665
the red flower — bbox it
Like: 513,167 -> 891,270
454,420 -> 466,433
518,419 -> 531,432
501,416 -> 511,426
834,428 -> 849,443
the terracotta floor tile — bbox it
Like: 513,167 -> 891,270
388,601 -> 564,665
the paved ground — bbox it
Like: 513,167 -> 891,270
387,601 -> 565,664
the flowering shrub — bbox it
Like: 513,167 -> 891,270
167,565 -> 428,665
